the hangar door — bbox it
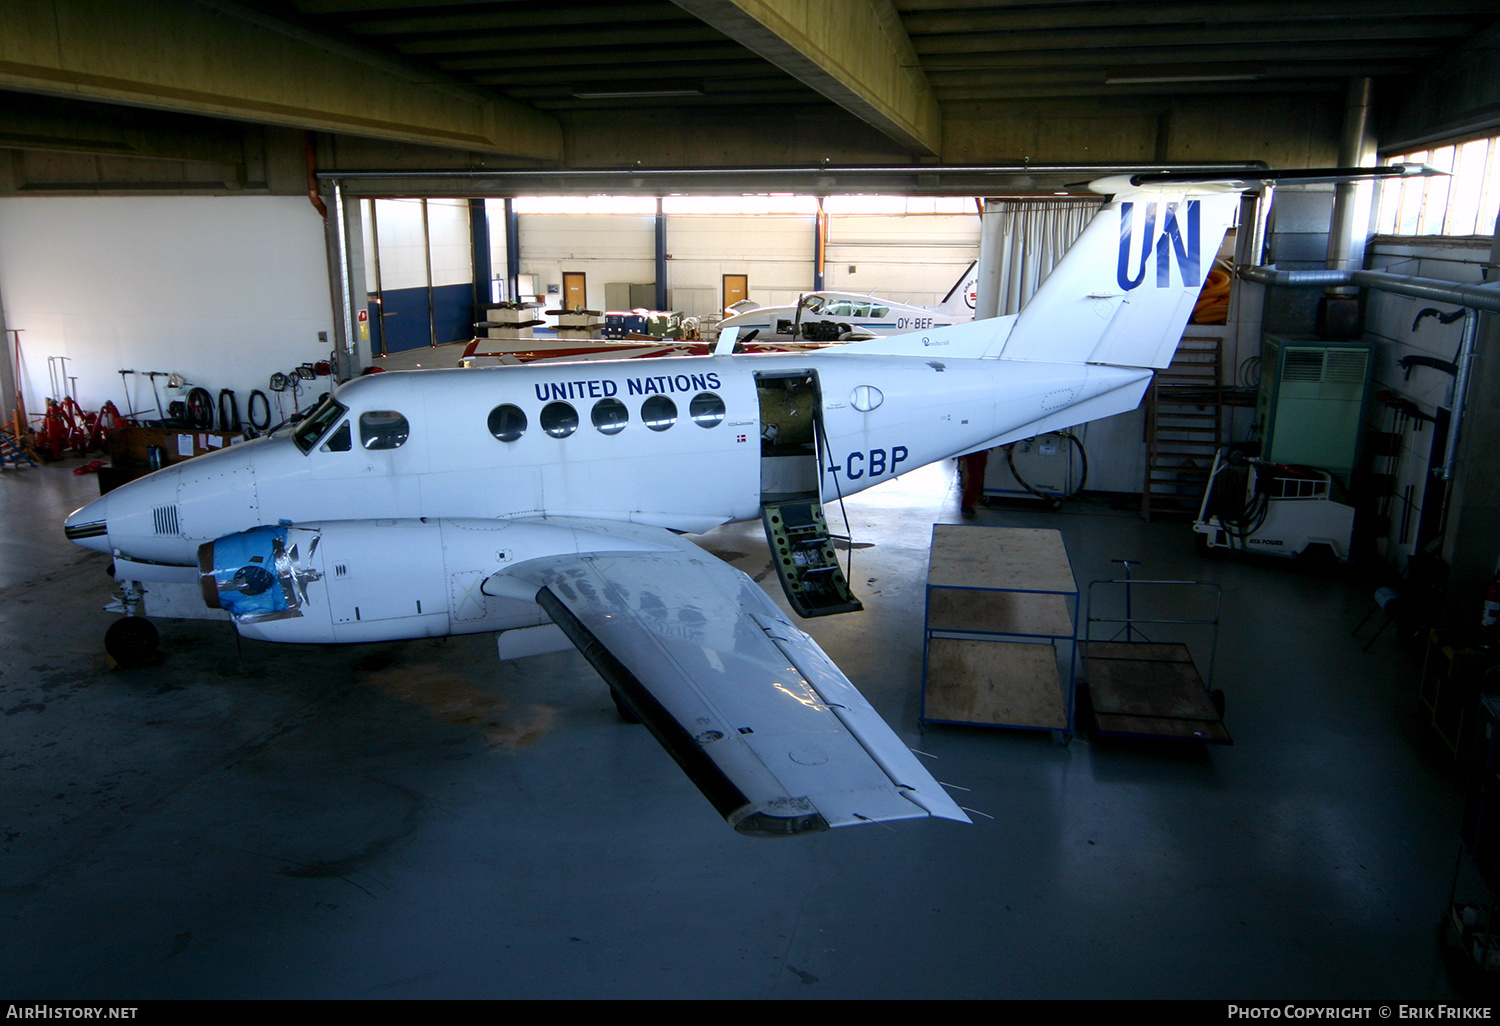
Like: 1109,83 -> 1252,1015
364,198 -> 477,355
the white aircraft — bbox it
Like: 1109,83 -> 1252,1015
717,261 -> 979,342
64,167 -> 1418,837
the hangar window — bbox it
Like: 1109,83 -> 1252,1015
540,401 -> 579,439
592,397 -> 628,435
641,394 -> 677,432
1378,137 -> 1500,237
689,392 -> 725,428
488,404 -> 527,442
360,410 -> 409,450
292,396 -> 348,454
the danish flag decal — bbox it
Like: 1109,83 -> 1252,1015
1117,199 -> 1201,291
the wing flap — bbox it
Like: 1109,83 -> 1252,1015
515,544 -> 968,836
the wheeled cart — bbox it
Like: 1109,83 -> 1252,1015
920,525 -> 1078,742
1077,573 -> 1230,744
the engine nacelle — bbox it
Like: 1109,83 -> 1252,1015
198,525 -> 322,624
192,516 -> 686,645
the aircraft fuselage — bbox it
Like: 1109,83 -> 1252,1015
68,350 -> 1147,571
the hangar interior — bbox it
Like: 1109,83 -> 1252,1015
4,0 -> 1500,1000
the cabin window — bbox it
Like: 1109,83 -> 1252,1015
320,421 -> 352,452
824,300 -> 852,316
488,403 -> 527,442
540,401 -> 579,439
689,392 -> 725,428
870,305 -> 889,317
291,396 -> 348,454
641,394 -> 677,432
360,410 -> 409,450
592,397 -> 628,435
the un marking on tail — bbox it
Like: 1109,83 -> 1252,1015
1117,199 -> 1201,291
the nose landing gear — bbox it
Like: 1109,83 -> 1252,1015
104,579 -> 161,668
104,615 -> 160,669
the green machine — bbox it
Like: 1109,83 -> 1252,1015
1255,335 -> 1375,488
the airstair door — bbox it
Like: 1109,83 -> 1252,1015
754,370 -> 861,618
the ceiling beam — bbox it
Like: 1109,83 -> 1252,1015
913,19 -> 1483,56
901,0 -> 1499,36
672,0 -> 942,156
0,0 -> 563,159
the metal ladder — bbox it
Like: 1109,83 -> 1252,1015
760,500 -> 862,618
1142,334 -> 1223,520
0,431 -> 36,468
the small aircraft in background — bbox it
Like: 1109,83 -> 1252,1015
717,260 -> 978,342
64,165 -> 1431,839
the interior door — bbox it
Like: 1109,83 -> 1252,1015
723,273 -> 748,313
562,271 -> 587,311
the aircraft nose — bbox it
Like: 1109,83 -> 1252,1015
64,495 -> 112,554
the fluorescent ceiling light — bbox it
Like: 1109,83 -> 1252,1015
573,87 -> 704,99
1106,73 -> 1261,84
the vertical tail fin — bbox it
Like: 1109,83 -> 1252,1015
995,181 -> 1242,369
935,260 -> 979,318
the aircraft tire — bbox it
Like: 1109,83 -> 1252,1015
105,616 -> 159,669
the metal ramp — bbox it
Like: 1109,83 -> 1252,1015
761,500 -> 862,618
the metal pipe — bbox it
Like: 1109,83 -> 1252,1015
504,198 -> 520,302
974,199 -> 1002,320
326,180 -> 356,379
422,198 -> 436,349
1326,78 -> 1377,294
655,198 -> 667,311
368,199 -> 388,358
317,161 -> 1272,198
1238,265 -> 1500,314
1441,309 -> 1480,481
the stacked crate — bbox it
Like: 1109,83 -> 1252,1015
482,303 -> 545,339
554,308 -> 604,341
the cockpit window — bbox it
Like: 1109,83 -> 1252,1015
292,396 -> 348,454
321,422 -> 352,452
802,296 -> 824,313
360,410 -> 409,450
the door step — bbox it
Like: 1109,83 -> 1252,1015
761,500 -> 863,618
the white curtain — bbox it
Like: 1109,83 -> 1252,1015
980,199 -> 1102,316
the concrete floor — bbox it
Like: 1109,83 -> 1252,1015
0,454 -> 1472,999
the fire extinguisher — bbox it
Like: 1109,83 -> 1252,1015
1482,570 -> 1500,634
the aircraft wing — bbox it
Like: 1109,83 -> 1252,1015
504,535 -> 970,837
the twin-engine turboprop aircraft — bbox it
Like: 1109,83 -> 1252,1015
63,168 -> 1422,837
